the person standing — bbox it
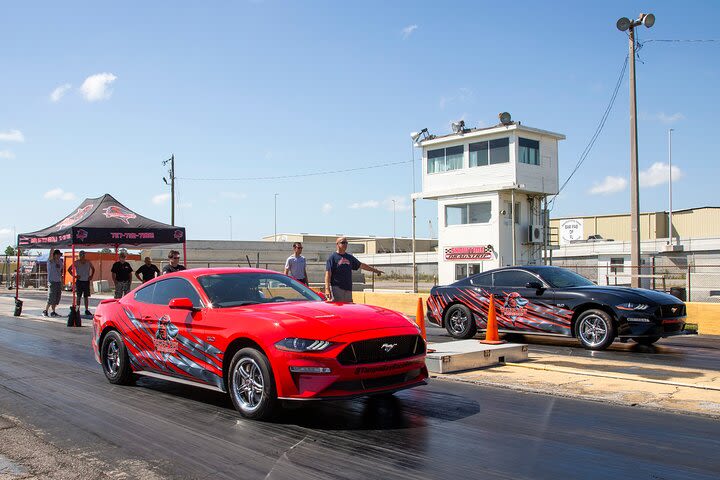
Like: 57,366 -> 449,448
111,252 -> 134,299
135,257 -> 161,283
324,237 -> 383,303
284,242 -> 308,285
68,250 -> 95,315
43,249 -> 63,317
162,250 -> 186,274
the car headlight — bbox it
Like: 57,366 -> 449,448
275,338 -> 333,352
617,303 -> 650,311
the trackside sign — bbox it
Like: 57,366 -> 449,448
444,245 -> 494,261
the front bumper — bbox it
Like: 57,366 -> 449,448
617,314 -> 690,338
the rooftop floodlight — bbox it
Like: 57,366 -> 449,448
499,112 -> 512,125
640,13 -> 655,28
410,128 -> 429,143
451,120 -> 465,134
616,17 -> 631,31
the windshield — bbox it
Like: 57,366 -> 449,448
539,267 -> 595,288
197,273 -> 322,308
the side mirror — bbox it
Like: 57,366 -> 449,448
169,297 -> 196,310
526,281 -> 544,290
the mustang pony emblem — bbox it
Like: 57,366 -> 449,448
102,206 -> 137,224
380,343 -> 397,353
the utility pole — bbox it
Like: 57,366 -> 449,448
162,154 -> 176,226
274,193 -> 279,242
392,199 -> 396,254
617,13 -> 654,288
668,128 -> 674,245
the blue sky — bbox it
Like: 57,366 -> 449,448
1,1 -> 718,248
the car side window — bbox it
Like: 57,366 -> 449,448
152,278 -> 202,307
470,273 -> 492,287
493,270 -> 539,287
134,284 -> 155,304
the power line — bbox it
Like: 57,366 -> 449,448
177,159 -> 413,182
549,54 -> 629,210
643,38 -> 719,43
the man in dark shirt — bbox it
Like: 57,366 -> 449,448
324,236 -> 383,303
135,257 -> 161,283
162,250 -> 186,274
111,252 -> 134,299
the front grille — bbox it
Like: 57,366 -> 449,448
660,304 -> 686,318
337,335 -> 425,365
329,369 -> 422,392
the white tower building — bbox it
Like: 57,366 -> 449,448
414,114 -> 565,285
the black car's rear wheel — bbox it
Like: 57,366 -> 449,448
444,304 -> 477,339
632,336 -> 661,346
101,330 -> 134,385
228,348 -> 278,420
575,309 -> 615,350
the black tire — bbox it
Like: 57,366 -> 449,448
632,336 -> 661,346
444,304 -> 477,339
575,309 -> 616,351
100,331 -> 134,385
228,348 -> 278,420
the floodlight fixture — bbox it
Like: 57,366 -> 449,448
451,120 -> 465,134
640,13 -> 655,28
499,112 -> 512,125
616,17 -> 631,31
410,128 -> 429,143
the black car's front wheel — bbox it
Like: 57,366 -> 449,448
444,304 -> 477,339
228,348 -> 278,421
575,309 -> 615,350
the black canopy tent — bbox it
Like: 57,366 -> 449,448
14,194 -> 186,317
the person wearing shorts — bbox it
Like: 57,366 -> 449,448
68,250 -> 95,315
43,249 -> 63,317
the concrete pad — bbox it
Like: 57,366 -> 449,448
425,340 -> 528,373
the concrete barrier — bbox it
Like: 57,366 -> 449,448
355,292 -> 720,335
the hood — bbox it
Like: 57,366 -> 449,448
570,286 -> 681,304
227,301 -> 416,339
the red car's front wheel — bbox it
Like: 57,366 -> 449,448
228,348 -> 278,420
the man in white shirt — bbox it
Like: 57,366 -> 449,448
284,242 -> 308,285
68,250 -> 95,315
43,249 -> 63,317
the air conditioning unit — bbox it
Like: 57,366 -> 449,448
528,225 -> 544,244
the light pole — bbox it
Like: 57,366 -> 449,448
617,13 -> 655,288
392,199 -> 396,253
274,193 -> 278,242
229,215 -> 233,241
668,128 -> 674,245
162,154 -> 175,226
409,129 -> 429,294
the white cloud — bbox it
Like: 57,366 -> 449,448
50,83 -> 72,102
640,162 -> 683,187
321,203 -> 333,214
220,191 -> 247,200
349,200 -> 380,209
152,193 -> 171,205
0,129 -> 24,142
589,176 -> 627,195
43,188 -> 76,201
401,24 -> 418,39
385,196 -> 411,212
641,111 -> 685,124
0,150 -> 15,159
80,73 -> 117,102
0,228 -> 13,246
439,87 -> 474,110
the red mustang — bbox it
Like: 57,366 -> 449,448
93,268 -> 427,420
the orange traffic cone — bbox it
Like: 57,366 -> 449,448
480,293 -> 505,344
416,297 -> 427,340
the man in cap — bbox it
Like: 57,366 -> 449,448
68,250 -> 95,315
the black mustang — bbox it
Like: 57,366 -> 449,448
426,266 -> 690,350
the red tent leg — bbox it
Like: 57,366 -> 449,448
183,242 -> 187,268
115,244 -> 119,260
14,247 -> 20,301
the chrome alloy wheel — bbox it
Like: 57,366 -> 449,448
232,357 -> 265,412
448,308 -> 470,336
105,338 -> 120,376
578,314 -> 609,348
